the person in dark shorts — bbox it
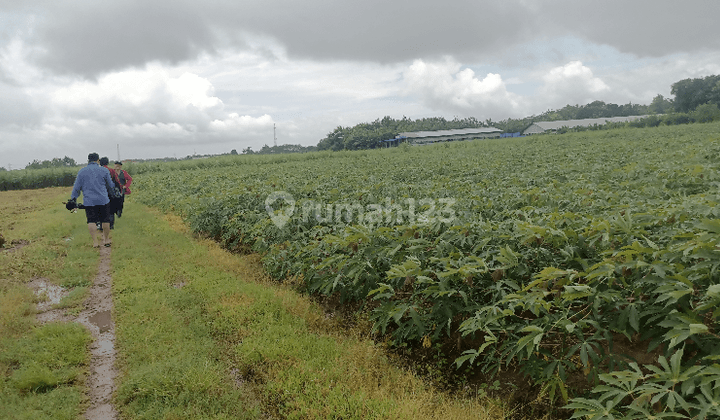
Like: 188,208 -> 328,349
99,156 -> 123,229
68,152 -> 116,248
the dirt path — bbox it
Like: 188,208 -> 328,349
77,245 -> 118,419
30,246 -> 118,419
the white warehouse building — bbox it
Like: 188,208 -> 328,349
394,127 -> 502,145
522,116 -> 648,135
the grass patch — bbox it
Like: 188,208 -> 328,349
0,187 -> 98,418
1,322 -> 91,391
54,286 -> 89,316
0,322 -> 91,420
111,204 -> 508,419
0,285 -> 35,340
111,207 -> 261,420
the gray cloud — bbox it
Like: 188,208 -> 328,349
554,0 -> 720,57
33,0 -> 219,77
18,0 -> 720,78
0,75 -> 43,125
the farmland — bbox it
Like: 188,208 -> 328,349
1,188 -> 506,419
131,123 -> 720,417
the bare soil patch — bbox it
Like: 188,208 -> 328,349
1,239 -> 30,253
28,277 -> 73,324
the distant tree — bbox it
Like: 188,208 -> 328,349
711,79 -> 720,107
230,149 -> 238,155
691,103 -> 720,123
638,114 -> 662,127
0,167 -> 6,172
661,112 -> 692,125
242,147 -> 254,154
317,126 -> 348,151
25,155 -> 77,170
648,94 -> 673,114
671,74 -> 720,112
25,159 -> 47,169
576,100 -> 608,119
251,144 -> 316,154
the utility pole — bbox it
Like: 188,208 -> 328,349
274,123 -> 277,147
117,144 -> 120,162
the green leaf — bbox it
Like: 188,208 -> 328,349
516,325 -> 544,359
455,350 -> 479,369
563,285 -> 593,301
585,262 -> 616,280
628,303 -> 640,333
689,323 -> 709,335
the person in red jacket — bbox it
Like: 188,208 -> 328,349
114,161 -> 132,217
99,157 -> 123,229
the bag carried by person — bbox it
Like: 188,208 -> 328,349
108,168 -> 124,198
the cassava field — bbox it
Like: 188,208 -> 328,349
1,188 -> 507,419
2,122 -> 720,419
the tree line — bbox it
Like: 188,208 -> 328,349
316,74 -> 720,151
24,156 -> 77,170
239,143 -> 318,155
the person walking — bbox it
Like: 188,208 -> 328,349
99,157 -> 123,229
68,152 -> 116,248
113,161 -> 132,217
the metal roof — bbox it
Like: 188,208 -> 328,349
397,127 -> 501,138
528,116 -> 647,131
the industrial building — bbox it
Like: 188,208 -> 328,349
387,127 -> 502,146
522,116 -> 648,135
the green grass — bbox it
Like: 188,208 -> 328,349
110,208 -> 263,419
0,188 -> 96,420
111,204 -> 506,419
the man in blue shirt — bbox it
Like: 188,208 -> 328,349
69,152 -> 115,248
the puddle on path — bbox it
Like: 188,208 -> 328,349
89,310 -> 112,333
28,278 -> 69,311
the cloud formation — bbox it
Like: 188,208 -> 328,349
52,69 -> 224,124
10,0 -> 719,78
538,61 -> 609,106
403,58 -> 523,118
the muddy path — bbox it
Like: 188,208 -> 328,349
31,246 -> 118,419
77,245 -> 118,419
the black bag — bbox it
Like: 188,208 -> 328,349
65,199 -> 77,211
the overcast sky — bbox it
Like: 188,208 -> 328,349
1,0 -> 719,168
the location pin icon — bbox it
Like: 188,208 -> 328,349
265,191 -> 295,228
